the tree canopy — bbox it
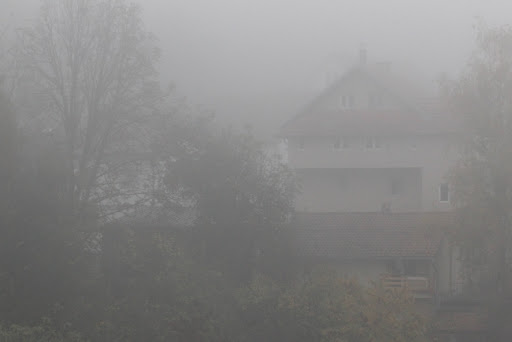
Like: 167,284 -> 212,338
444,24 -> 512,340
0,1 -> 432,341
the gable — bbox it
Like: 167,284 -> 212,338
309,67 -> 411,114
279,64 -> 455,138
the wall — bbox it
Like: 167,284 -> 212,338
295,167 -> 421,212
289,134 -> 458,212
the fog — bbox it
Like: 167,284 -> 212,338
4,0 -> 512,138
3,1 -> 512,340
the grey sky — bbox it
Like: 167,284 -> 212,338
4,0 -> 512,137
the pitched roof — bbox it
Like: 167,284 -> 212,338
279,108 -> 459,137
293,212 -> 455,260
279,64 -> 460,137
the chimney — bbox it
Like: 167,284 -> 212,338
359,45 -> 367,66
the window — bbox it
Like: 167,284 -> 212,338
365,137 -> 381,149
439,183 -> 449,202
340,95 -> 346,107
298,138 -> 305,150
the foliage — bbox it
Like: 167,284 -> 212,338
2,91 -> 425,341
235,269 -> 427,342
443,24 -> 512,286
0,90 -> 16,194
157,116 -> 298,282
89,224 -> 234,342
0,320 -> 85,342
0,91 -> 87,327
0,2 -> 431,341
443,24 -> 512,340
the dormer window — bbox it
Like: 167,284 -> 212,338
340,95 -> 347,108
298,138 -> 305,150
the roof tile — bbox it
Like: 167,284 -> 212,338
293,212 -> 455,259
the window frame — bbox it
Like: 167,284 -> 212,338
439,183 -> 450,203
340,95 -> 346,108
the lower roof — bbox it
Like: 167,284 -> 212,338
293,211 -> 455,260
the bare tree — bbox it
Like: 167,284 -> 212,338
16,0 -> 163,221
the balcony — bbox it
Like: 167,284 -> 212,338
381,275 -> 434,298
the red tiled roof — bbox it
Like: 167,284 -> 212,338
280,109 -> 460,137
278,65 -> 461,137
293,212 -> 455,259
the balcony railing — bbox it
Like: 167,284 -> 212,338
381,275 -> 433,296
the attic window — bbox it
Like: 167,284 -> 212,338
340,95 -> 346,107
298,138 -> 305,150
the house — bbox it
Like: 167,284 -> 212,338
279,49 -> 460,213
279,49 -> 487,340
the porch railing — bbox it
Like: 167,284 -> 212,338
381,275 -> 433,294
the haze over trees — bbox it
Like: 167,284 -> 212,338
15,0 -> 164,222
443,24 -> 512,341
6,0 -> 512,341
0,1 -> 429,340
